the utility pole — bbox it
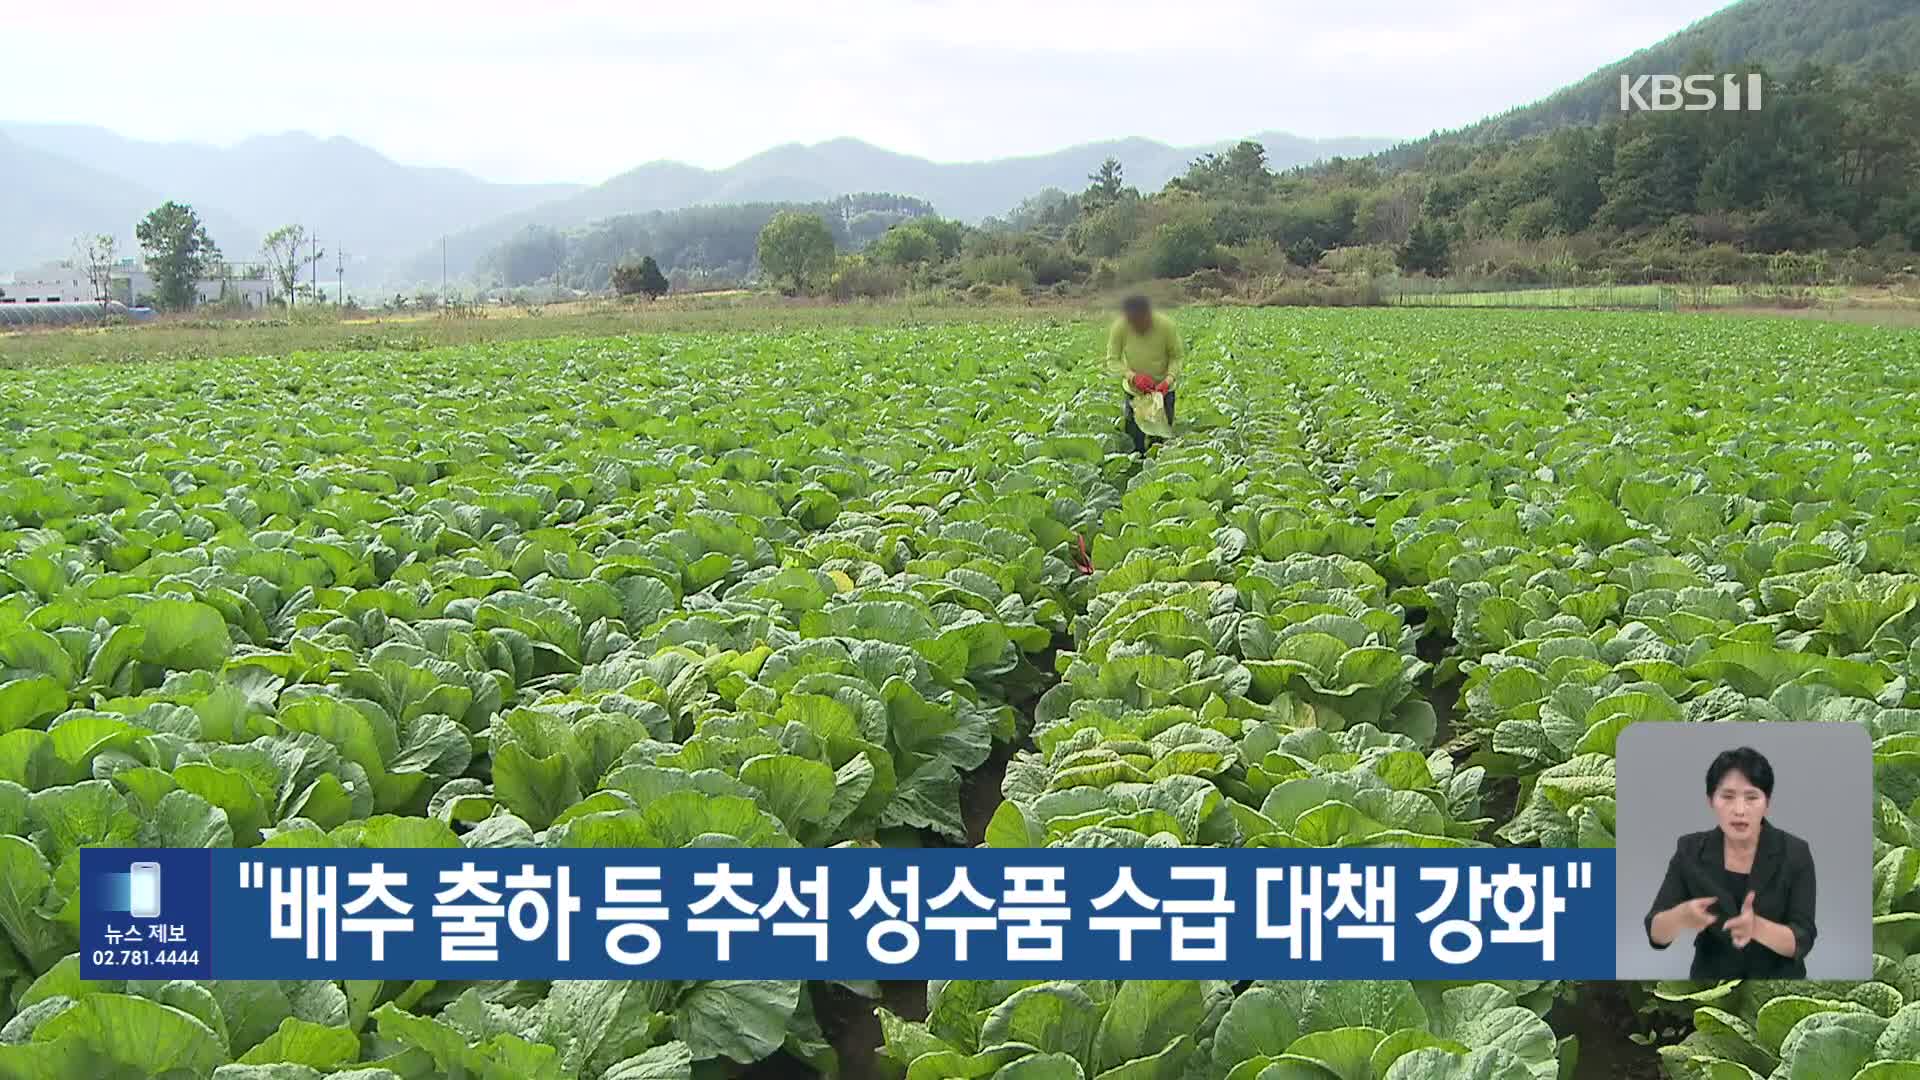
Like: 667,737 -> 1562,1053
310,234 -> 319,302
336,248 -> 347,307
441,236 -> 447,302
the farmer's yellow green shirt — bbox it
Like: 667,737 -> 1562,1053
1106,313 -> 1184,395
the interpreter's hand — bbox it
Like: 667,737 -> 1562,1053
1131,372 -> 1157,393
1668,896 -> 1720,932
1726,891 -> 1758,949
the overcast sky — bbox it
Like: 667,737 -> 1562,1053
5,0 -> 1737,185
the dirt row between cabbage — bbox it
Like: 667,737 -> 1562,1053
799,429 -> 1137,1077
787,434 -> 1457,1079
768,416 -> 1661,1080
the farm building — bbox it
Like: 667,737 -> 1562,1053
0,263 -> 97,304
3,261 -> 272,310
115,264 -> 271,309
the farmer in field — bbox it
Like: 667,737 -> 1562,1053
1107,295 -> 1183,455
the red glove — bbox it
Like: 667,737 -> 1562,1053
1131,372 -> 1157,393
1154,379 -> 1171,394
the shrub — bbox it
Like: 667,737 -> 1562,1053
1680,244 -> 1763,285
962,253 -> 1034,289
1217,239 -> 1290,278
1832,248 -> 1895,286
868,225 -> 938,268
1181,268 -> 1234,297
1069,196 -> 1153,258
1021,243 -> 1089,287
1150,217 -> 1220,278
1284,237 -> 1325,268
1747,203 -> 1857,253
829,256 -> 907,300
963,282 -> 1026,305
1249,275 -> 1382,307
1397,219 -> 1451,276
1767,250 -> 1827,286
1320,245 -> 1399,278
1208,200 -> 1287,246
1112,249 -> 1158,286
1507,197 -> 1559,241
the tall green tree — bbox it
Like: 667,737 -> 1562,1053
1594,119 -> 1706,234
1546,127 -> 1612,234
1174,140 -> 1274,198
1083,157 -> 1126,209
986,189 -> 1079,237
1070,196 -> 1149,258
916,218 -> 968,261
136,201 -> 220,310
756,211 -> 837,293
869,225 -> 938,268
1397,219 -> 1451,275
1149,216 -> 1219,277
1223,141 -> 1271,187
636,255 -> 670,298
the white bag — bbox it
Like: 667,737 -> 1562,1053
1131,391 -> 1173,438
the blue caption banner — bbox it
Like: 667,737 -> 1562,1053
81,848 -> 1618,981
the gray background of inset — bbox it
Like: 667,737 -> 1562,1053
1613,722 -> 1872,980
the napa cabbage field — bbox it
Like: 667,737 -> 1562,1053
1,307 -> 1919,1079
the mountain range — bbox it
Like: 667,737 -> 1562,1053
0,125 -> 1390,286
401,132 -> 1395,283
0,125 -> 581,281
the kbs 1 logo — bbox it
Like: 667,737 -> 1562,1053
1619,74 -> 1764,112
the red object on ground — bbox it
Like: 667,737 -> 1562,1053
1074,534 -> 1095,574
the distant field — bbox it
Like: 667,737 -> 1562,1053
1386,283 -> 1864,309
9,285 -> 1920,369
337,292 -> 760,324
0,295 -> 1087,369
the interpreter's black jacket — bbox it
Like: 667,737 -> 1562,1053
1644,818 -> 1817,979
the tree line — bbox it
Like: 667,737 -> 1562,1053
584,61 -> 1920,303
944,62 -> 1920,293
118,60 -> 1906,311
481,194 -> 939,292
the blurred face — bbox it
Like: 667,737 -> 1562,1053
1125,307 -> 1153,334
1711,769 -> 1768,842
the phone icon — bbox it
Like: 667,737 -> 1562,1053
128,862 -> 162,918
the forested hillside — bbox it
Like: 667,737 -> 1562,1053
417,133 -> 1388,284
479,0 -> 1920,299
479,194 -> 938,290
1405,0 -> 1920,151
